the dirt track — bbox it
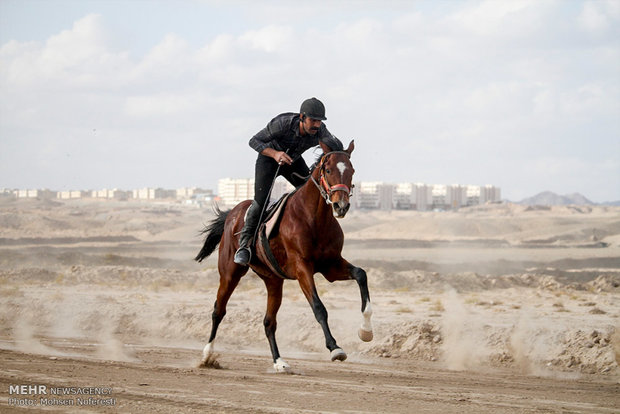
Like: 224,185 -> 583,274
1,345 -> 618,413
2,200 -> 620,413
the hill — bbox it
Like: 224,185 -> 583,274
519,191 -> 594,206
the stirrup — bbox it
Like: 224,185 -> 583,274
234,246 -> 252,266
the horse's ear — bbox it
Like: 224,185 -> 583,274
346,140 -> 355,154
319,140 -> 331,154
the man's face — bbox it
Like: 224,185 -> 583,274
302,116 -> 322,135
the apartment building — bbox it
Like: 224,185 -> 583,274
57,190 -> 90,199
352,182 -> 500,211
15,189 -> 57,199
217,178 -> 255,206
10,180 -> 500,210
132,187 -> 176,200
353,181 -> 394,210
91,189 -> 131,200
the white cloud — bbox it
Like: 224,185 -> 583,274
579,1 -> 611,33
239,25 -> 293,53
450,0 -> 541,36
124,93 -> 197,118
42,14 -> 107,68
0,1 -> 618,201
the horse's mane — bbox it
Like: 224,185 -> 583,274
310,137 -> 344,172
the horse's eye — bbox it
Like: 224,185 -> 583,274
325,169 -> 331,174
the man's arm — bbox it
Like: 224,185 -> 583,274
249,115 -> 293,164
261,147 -> 292,165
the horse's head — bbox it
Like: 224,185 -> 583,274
316,140 -> 355,218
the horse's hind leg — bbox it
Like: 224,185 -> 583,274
201,263 -> 246,365
262,277 -> 290,373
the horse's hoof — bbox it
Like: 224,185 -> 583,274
330,348 -> 347,362
202,342 -> 214,360
274,358 -> 291,373
358,328 -> 373,342
199,353 -> 221,369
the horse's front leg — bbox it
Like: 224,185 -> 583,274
322,260 -> 373,342
296,267 -> 347,362
351,265 -> 373,342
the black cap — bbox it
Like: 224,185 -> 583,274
300,97 -> 326,120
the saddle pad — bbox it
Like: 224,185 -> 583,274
255,192 -> 294,280
264,192 -> 291,239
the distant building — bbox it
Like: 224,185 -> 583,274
16,189 -> 57,199
481,185 -> 501,204
132,188 -> 176,200
412,183 -> 432,211
463,185 -> 500,206
91,188 -> 131,200
182,188 -> 215,206
57,190 -> 89,199
432,184 -> 448,210
10,180 -> 501,210
354,182 -> 394,210
447,184 -> 467,209
218,178 -> 254,206
270,179 -> 295,203
176,187 -> 212,200
350,182 -> 500,211
393,183 -> 415,210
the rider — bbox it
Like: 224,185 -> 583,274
233,97 -> 343,266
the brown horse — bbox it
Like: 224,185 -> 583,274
195,140 -> 373,372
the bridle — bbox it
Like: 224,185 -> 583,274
310,151 -> 354,205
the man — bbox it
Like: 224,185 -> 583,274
233,97 -> 343,266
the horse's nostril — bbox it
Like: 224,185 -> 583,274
335,200 -> 350,217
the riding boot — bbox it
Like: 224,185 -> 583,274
234,201 -> 262,266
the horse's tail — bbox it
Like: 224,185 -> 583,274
195,206 -> 231,263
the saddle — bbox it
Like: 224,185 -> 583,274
255,191 -> 296,280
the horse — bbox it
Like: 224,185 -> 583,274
194,139 -> 373,373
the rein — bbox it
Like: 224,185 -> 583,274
311,151 -> 353,205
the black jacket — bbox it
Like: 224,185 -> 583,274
249,112 -> 343,161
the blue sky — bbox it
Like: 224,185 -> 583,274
1,0 -> 619,202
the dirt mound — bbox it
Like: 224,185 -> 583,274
359,305 -> 618,375
367,267 -> 620,293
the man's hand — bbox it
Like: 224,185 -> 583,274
274,151 -> 293,165
262,148 -> 292,165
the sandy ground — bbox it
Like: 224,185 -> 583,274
0,198 -> 619,413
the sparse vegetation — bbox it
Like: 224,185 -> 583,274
430,299 -> 444,312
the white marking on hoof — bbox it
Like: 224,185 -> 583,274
199,342 -> 221,368
358,328 -> 374,342
274,358 -> 291,373
359,301 -> 373,342
330,348 -> 347,362
202,342 -> 214,361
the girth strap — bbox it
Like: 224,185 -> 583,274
259,224 -> 292,280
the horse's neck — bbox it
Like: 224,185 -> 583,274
293,171 -> 333,223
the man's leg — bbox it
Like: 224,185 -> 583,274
282,157 -> 310,188
233,200 -> 261,265
234,155 -> 277,266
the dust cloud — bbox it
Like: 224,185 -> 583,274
0,198 -> 618,377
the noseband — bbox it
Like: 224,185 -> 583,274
311,151 -> 353,205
